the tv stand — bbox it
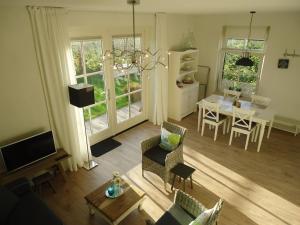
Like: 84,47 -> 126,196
0,148 -> 71,185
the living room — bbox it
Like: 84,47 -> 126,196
0,0 -> 300,225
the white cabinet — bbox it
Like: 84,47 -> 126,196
168,50 -> 199,121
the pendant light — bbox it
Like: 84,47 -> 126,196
103,0 -> 167,73
235,11 -> 256,67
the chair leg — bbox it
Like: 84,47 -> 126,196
235,131 -> 238,138
267,120 -> 273,139
214,125 -> 218,141
255,125 -> 260,142
223,121 -> 226,135
227,117 -> 231,133
229,129 -> 234,146
251,128 -> 255,142
201,121 -> 205,136
245,134 -> 250,150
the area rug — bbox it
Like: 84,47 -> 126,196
91,138 -> 122,157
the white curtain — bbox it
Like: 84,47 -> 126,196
27,6 -> 87,171
150,13 -> 168,125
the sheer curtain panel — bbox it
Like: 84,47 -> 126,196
27,6 -> 88,171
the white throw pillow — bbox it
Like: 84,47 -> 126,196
188,207 -> 214,225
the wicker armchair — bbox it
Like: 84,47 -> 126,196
141,121 -> 187,190
155,190 -> 223,225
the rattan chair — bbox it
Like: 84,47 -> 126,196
141,121 -> 187,190
155,190 -> 223,225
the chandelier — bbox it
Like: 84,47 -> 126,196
103,0 -> 167,73
235,11 -> 256,67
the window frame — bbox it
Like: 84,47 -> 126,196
112,35 -> 143,123
71,38 -> 109,134
217,37 -> 266,96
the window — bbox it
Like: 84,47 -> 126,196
112,36 -> 143,123
219,37 -> 266,96
71,39 -> 108,134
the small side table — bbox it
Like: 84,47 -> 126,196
32,172 -> 56,194
171,163 -> 195,191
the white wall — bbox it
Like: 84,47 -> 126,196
166,14 -> 197,50
0,7 -> 50,146
194,12 -> 300,120
0,7 -> 195,148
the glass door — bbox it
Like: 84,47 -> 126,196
112,36 -> 145,132
71,39 -> 113,143
70,35 -> 147,144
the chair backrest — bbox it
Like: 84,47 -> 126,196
202,100 -> 220,122
162,121 -> 187,144
224,89 -> 241,98
251,94 -> 271,106
232,107 -> 255,130
206,199 -> 224,225
174,189 -> 205,218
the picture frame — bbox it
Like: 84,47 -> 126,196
278,59 -> 289,69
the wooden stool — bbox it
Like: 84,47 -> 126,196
32,172 -> 56,194
171,163 -> 195,191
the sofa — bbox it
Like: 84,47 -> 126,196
154,190 -> 223,225
0,178 -> 63,225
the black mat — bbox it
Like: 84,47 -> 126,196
91,138 -> 122,157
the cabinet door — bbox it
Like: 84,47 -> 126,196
181,92 -> 190,116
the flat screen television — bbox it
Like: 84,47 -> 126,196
0,131 -> 57,172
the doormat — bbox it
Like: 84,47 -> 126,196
91,138 -> 122,157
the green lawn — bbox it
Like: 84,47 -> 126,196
78,73 -> 141,121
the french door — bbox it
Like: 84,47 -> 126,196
71,36 -> 146,145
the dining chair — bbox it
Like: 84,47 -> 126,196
201,100 -> 227,141
251,94 -> 273,139
251,95 -> 271,106
229,107 -> 257,150
224,89 -> 241,98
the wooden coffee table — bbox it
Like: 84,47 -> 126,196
85,178 -> 146,225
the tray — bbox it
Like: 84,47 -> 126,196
105,187 -> 124,199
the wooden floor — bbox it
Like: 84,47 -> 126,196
43,113 -> 300,225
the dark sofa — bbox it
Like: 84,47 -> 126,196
0,178 -> 63,225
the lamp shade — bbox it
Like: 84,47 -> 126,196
68,84 -> 95,108
235,57 -> 254,67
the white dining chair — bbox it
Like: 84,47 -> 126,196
251,95 -> 271,106
224,89 -> 241,99
251,94 -> 273,139
229,107 -> 258,150
201,100 -> 227,141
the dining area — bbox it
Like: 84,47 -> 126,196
196,90 -> 275,152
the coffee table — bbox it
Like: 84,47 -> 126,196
85,178 -> 146,225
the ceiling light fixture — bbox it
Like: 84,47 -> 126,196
103,0 -> 167,73
235,11 -> 256,67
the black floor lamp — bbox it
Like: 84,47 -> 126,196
68,83 -> 98,170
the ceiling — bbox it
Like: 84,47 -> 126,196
1,0 -> 300,14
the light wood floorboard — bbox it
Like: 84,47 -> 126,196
43,113 -> 300,225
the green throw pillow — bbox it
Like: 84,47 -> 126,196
159,127 -> 181,151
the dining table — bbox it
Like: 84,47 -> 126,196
196,94 -> 275,152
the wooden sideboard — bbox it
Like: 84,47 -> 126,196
0,148 -> 71,185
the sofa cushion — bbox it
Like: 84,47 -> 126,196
159,127 -> 181,151
0,186 -> 19,225
156,211 -> 182,225
169,204 -> 195,225
7,192 -> 62,225
143,145 -> 170,166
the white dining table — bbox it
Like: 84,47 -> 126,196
196,95 -> 275,152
